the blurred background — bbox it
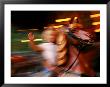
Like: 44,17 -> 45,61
11,11 -> 100,52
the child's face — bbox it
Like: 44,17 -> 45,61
45,30 -> 57,43
43,30 -> 57,43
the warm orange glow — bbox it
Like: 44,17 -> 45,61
53,25 -> 63,28
21,39 -> 43,42
90,14 -> 100,18
94,29 -> 100,32
74,17 -> 78,20
17,29 -> 38,32
92,22 -> 100,25
29,29 -> 38,31
55,18 -> 71,22
17,30 -> 26,32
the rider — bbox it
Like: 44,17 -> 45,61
28,28 -> 58,76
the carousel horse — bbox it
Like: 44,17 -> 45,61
53,27 -> 100,77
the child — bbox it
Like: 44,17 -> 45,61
28,29 -> 58,76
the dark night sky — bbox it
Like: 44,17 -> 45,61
11,11 -> 57,30
11,11 -> 99,31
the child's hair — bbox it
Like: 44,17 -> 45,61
41,29 -> 57,42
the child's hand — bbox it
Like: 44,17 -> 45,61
28,32 -> 35,41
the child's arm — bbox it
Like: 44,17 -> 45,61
28,32 -> 43,52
